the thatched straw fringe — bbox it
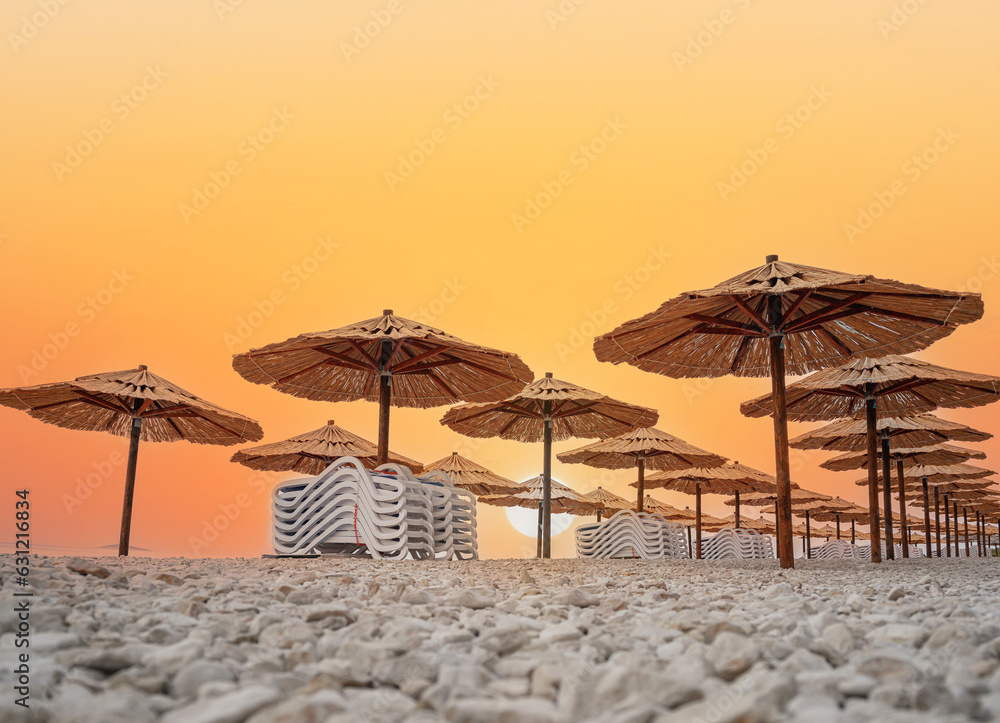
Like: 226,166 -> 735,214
594,260 -> 983,379
232,312 -> 532,407
726,487 -> 830,506
741,355 -> 1000,422
851,464 -> 995,486
0,367 -> 263,445
789,414 -> 992,452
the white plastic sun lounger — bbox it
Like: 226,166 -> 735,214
272,456 -> 478,560
700,528 -> 775,560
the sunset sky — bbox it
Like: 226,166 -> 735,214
2,1 -> 998,558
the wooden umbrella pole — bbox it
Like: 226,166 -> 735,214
864,396 -> 882,563
768,318 -> 794,569
735,491 -> 740,530
686,526 -> 692,558
119,415 -> 143,557
836,513 -> 840,540
636,457 -> 645,512
541,398 -> 553,559
851,518 -> 856,544
933,486 -> 941,558
695,482 -> 702,560
978,512 -> 984,557
922,478 -> 932,558
805,510 -> 811,559
955,510 -> 972,557
880,436 -> 895,560
774,499 -> 780,553
944,493 -> 951,557
536,504 -> 543,558
376,336 -> 394,466
895,456 -> 909,558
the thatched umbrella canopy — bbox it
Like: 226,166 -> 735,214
697,511 -> 731,533
0,365 -> 263,555
557,427 -> 726,512
594,255 -> 982,568
639,461 -> 775,558
582,486 -> 633,521
441,372 -> 657,557
642,494 -> 694,521
742,355 -> 1000,563
232,310 -> 532,465
479,475 -> 600,556
790,413 -> 992,452
231,419 -> 421,475
809,498 -> 868,543
421,452 -> 518,495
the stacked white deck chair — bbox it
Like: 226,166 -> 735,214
856,541 -> 923,560
813,539 -> 865,560
272,456 -> 478,560
576,509 -> 688,559
701,528 -> 775,560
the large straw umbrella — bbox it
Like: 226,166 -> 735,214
582,486 -> 632,521
742,355 -> 1000,562
791,498 -> 837,558
232,310 -> 532,465
641,461 -> 775,558
0,365 -> 263,555
231,419 -> 421,475
557,427 -> 726,511
594,256 -> 982,568
441,373 -> 656,557
479,475 -> 600,557
421,452 -> 518,495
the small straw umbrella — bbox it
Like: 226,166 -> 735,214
793,413 -> 992,559
824,446 -> 988,558
441,372 -> 657,557
643,495 -> 698,555
582,486 -> 633,521
742,355 -> 1000,563
791,498 -> 836,558
557,427 -> 726,511
421,452 -> 518,495
905,480 -> 994,557
809,498 -> 868,543
232,310 -> 532,465
0,365 -> 263,555
231,419 -> 421,475
594,256 -> 983,568
478,475 -> 600,556
641,461 -> 775,558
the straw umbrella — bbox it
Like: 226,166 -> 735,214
479,475 -> 600,557
905,480 -> 994,557
794,413 -> 992,559
0,365 -> 263,555
641,461 -> 775,559
441,373 -> 657,557
582,486 -> 632,521
231,419 -> 421,475
742,355 -> 1000,562
791,497 -> 836,558
232,310 -> 532,465
594,256 -> 982,568
809,498 -> 868,544
642,495 -> 698,556
557,427 -> 726,511
824,446 -> 988,559
421,452 -> 518,495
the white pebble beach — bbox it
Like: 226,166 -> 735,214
3,556 -> 1000,722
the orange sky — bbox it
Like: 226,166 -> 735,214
2,1 -> 998,558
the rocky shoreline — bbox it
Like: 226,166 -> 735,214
2,556 -> 999,722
